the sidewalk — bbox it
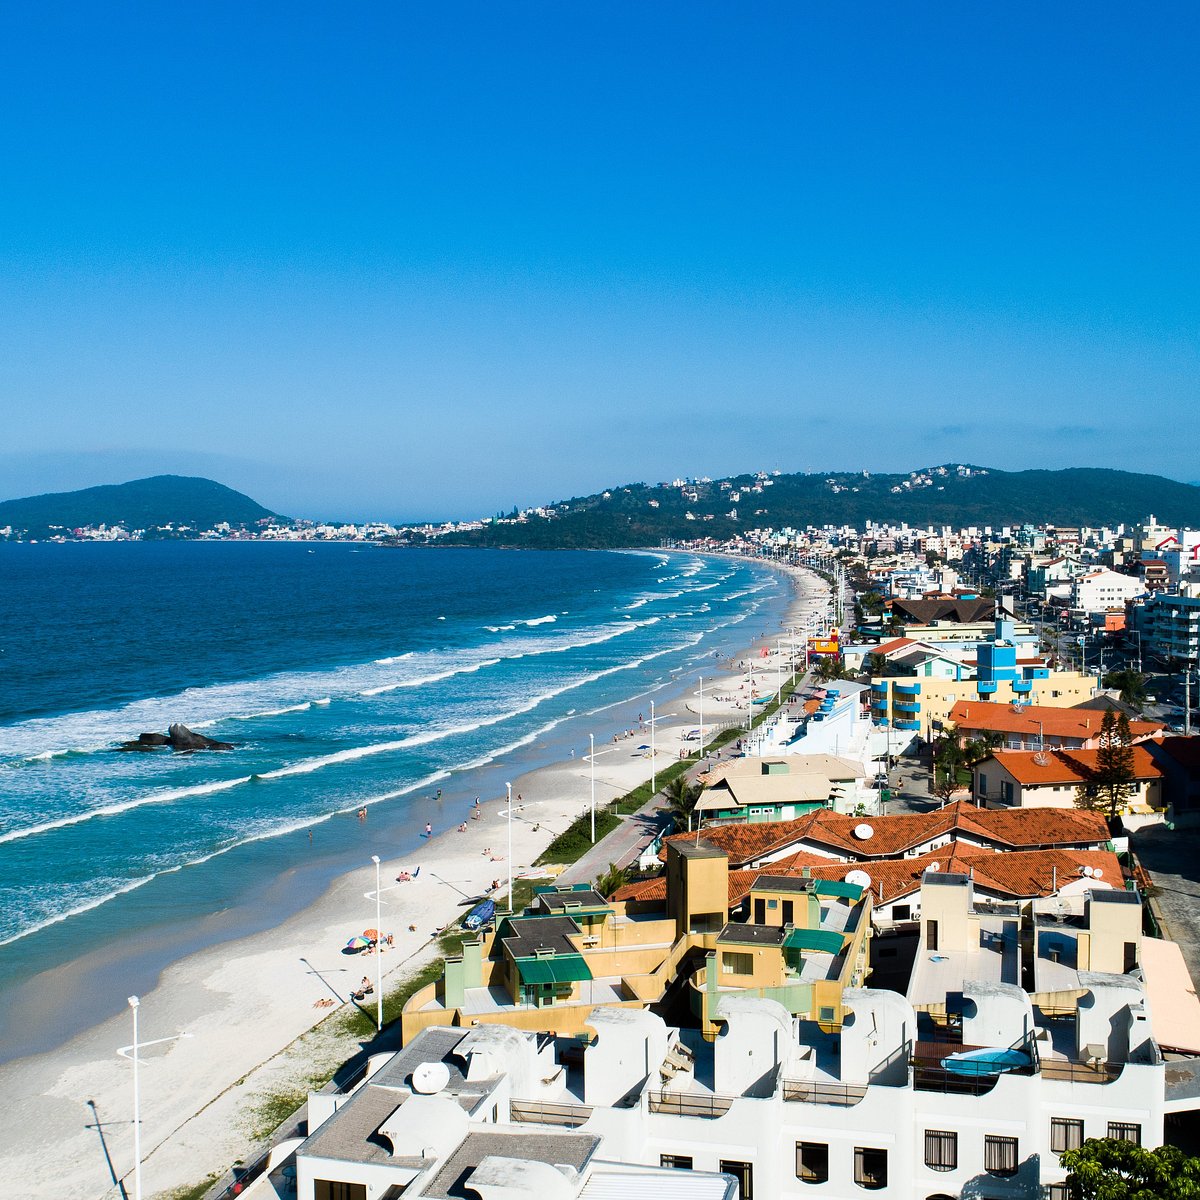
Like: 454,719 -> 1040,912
559,667 -> 817,886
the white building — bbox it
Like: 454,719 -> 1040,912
266,930 -> 1195,1200
1068,569 -> 1145,618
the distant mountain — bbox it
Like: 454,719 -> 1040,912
0,475 -> 279,537
439,465 -> 1200,549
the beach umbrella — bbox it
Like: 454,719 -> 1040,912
362,928 -> 380,941
346,936 -> 371,950
637,744 -> 650,750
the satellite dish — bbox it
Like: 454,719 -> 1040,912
854,823 -> 874,840
1032,752 -> 1050,766
845,869 -> 872,889
1082,866 -> 1095,877
411,1062 -> 451,1095
1092,868 -> 1103,879
929,862 -> 941,872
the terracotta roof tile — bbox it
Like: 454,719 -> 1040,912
950,701 -> 1164,741
662,799 -> 1111,868
988,745 -> 1163,786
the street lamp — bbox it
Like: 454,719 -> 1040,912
589,733 -> 595,844
128,996 -> 141,1200
371,855 -> 383,1032
118,997 -> 191,1200
650,701 -> 657,796
505,782 -> 513,913
698,675 -> 705,761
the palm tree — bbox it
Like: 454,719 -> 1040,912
664,774 -> 704,832
594,861 -> 628,899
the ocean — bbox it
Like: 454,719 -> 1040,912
0,542 -> 788,1057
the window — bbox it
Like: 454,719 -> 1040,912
1051,1118 -> 1084,1153
314,1184 -> 366,1200
892,904 -> 911,921
721,951 -> 754,976
661,1154 -> 693,1170
1108,1121 -> 1141,1145
854,1146 -> 887,1190
924,1130 -> 957,1172
1047,1184 -> 1071,1200
819,1005 -> 836,1022
984,1135 -> 1019,1176
796,1142 -> 829,1184
927,920 -> 939,951
720,1159 -> 753,1200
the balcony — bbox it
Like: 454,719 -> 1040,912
782,1078 -> 868,1106
895,700 -> 921,714
509,1099 -> 595,1127
647,1089 -> 735,1119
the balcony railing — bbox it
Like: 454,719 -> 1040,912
647,1089 -> 735,1119
782,1079 -> 868,1106
1039,1059 -> 1123,1085
509,1099 -> 595,1127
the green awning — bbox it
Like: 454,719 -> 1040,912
813,879 -> 864,900
515,954 -> 592,985
783,928 -> 846,954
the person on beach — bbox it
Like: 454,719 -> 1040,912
424,821 -> 432,836
458,822 -> 467,833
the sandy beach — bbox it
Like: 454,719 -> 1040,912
0,557 -> 829,1200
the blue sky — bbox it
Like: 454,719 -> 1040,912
0,3 -> 1196,520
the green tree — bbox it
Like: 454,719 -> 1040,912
1089,709 -> 1137,819
1061,1137 -> 1200,1200
932,728 -> 966,804
664,774 -> 704,832
594,861 -> 628,899
814,654 -> 855,683
1103,669 -> 1149,710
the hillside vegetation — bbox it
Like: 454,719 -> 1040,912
0,475 -> 278,536
439,465 -> 1200,549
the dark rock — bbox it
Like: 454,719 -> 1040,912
167,723 -> 234,752
119,725 -> 234,752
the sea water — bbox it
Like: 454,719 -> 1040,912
0,542 -> 788,1056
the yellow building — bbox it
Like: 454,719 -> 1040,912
403,849 -> 872,1043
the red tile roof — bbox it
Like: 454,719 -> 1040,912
989,745 -> 1164,786
950,701 -> 1164,742
661,800 -> 1111,868
619,844 -> 1124,908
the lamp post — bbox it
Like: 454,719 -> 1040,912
128,996 -> 141,1200
505,782 -> 513,913
650,701 -> 656,796
589,733 -> 595,844
118,998 -> 191,1200
698,675 -> 704,761
371,855 -> 383,1032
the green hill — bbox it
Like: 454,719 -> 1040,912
0,475 -> 280,537
439,465 -> 1200,549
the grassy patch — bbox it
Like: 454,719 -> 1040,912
163,1175 -> 220,1200
248,1085 -> 310,1141
535,809 -> 621,865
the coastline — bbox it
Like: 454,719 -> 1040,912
0,556 -> 828,1199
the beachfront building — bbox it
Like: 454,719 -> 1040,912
275,943 -> 1199,1200
403,860 -> 872,1044
620,835 -> 1123,936
949,701 -> 1165,752
746,680 -> 876,774
694,755 -> 871,823
868,615 -> 1099,741
971,746 -> 1166,814
664,800 -> 1113,874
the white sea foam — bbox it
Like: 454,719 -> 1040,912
0,768 -> 454,950
0,774 -> 254,847
518,614 -> 557,627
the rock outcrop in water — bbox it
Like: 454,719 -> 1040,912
119,724 -> 234,752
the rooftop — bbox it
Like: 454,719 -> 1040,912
422,1129 -> 599,1199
